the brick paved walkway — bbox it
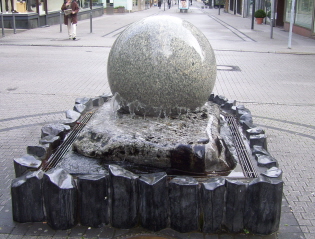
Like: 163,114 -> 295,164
0,1 -> 314,238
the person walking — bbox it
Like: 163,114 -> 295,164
5,0 -> 18,13
61,0 -> 79,40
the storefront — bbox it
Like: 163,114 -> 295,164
0,0 -> 104,29
284,0 -> 315,38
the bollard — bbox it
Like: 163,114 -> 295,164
90,11 -> 92,33
59,11 -> 62,33
1,12 -> 4,37
12,12 -> 16,34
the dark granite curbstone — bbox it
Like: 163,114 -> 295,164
73,103 -> 87,114
100,93 -> 112,102
39,135 -> 61,150
26,145 -> 48,160
13,155 -> 42,177
222,99 -> 236,111
239,113 -> 253,126
74,97 -> 93,114
66,109 -> 81,120
208,93 -> 215,101
225,179 -> 247,233
256,154 -> 278,168
261,167 -> 282,178
41,123 -> 71,140
252,145 -> 269,156
244,176 -> 283,235
43,168 -> 78,230
75,97 -> 93,110
249,134 -> 268,150
201,178 -> 225,233
138,172 -> 169,231
78,174 -> 110,228
92,96 -> 105,107
246,127 -> 265,140
11,170 -> 45,223
169,176 -> 200,233
213,95 -> 228,106
109,165 -> 139,229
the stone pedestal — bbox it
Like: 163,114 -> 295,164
78,174 -> 110,228
109,165 -> 139,229
169,176 -> 199,233
201,178 -> 225,233
225,179 -> 247,232
43,168 -> 77,230
245,177 -> 283,235
138,172 -> 169,231
11,171 -> 45,222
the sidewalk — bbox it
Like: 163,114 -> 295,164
0,1 -> 314,239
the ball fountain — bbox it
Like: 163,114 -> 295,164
10,15 -> 283,235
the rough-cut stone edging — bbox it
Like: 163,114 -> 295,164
11,93 -> 283,235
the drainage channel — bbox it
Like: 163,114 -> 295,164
225,115 -> 258,178
42,111 -> 95,172
42,110 -> 258,178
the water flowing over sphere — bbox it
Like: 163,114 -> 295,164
107,15 -> 216,115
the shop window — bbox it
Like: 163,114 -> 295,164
295,0 -> 313,28
285,0 -> 313,29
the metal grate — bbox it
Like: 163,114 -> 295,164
42,111 -> 95,172
225,115 -> 258,178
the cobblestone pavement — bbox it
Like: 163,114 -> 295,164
0,1 -> 314,238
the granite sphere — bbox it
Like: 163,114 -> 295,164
107,15 -> 216,115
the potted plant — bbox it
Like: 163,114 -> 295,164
254,9 -> 266,24
114,6 -> 125,13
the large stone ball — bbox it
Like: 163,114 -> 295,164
107,15 -> 216,115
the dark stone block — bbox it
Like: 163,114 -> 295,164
236,105 -> 250,118
239,113 -> 253,126
109,165 -> 139,229
201,178 -> 225,233
261,167 -> 282,178
169,176 -> 199,233
170,144 -> 205,174
92,96 -> 105,107
26,145 -> 47,160
249,134 -> 267,150
13,155 -> 42,177
43,168 -> 78,230
138,172 -> 168,231
256,154 -> 278,168
208,93 -> 215,101
241,121 -> 256,131
225,179 -> 247,233
60,118 -> 78,127
244,176 -> 283,235
231,105 -> 237,114
78,174 -> 109,228
41,123 -> 70,140
100,93 -> 112,102
213,95 -> 228,106
39,135 -> 61,150
73,103 -> 87,114
11,171 -> 45,222
252,145 -> 269,156
66,109 -> 81,121
246,127 -> 265,139
75,97 -> 93,110
222,100 -> 236,111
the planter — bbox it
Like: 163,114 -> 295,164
256,18 -> 264,24
115,7 -> 125,13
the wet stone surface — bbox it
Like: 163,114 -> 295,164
72,100 -> 236,175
